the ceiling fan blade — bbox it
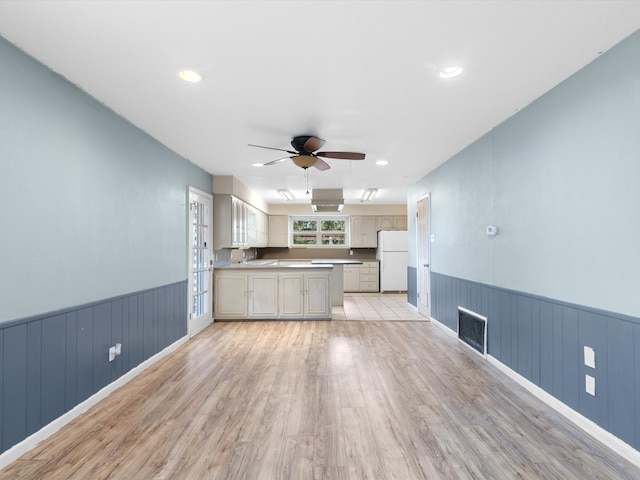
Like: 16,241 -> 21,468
313,158 -> 331,171
302,136 -> 325,152
248,144 -> 297,155
263,156 -> 290,166
316,151 -> 366,160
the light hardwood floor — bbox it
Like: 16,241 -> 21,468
1,294 -> 639,479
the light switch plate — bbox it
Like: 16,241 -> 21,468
584,346 -> 595,369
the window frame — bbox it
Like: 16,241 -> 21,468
289,215 -> 349,248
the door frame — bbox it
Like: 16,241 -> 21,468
187,186 -> 214,337
416,194 -> 431,319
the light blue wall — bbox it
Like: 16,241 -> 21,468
409,28 -> 640,319
0,36 -> 212,323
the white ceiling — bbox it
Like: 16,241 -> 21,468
2,1 -> 640,206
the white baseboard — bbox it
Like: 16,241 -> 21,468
487,355 -> 640,469
428,316 -> 640,469
429,315 -> 456,336
0,335 -> 189,471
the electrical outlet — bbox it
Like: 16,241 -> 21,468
585,374 -> 596,396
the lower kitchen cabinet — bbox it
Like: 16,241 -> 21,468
214,272 -> 248,318
304,272 -> 332,317
215,268 -> 331,320
279,273 -> 303,316
344,266 -> 361,292
343,261 -> 379,293
247,273 -> 279,318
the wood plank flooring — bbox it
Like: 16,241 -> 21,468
1,296 -> 639,479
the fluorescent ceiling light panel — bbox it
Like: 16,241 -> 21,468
277,189 -> 294,201
361,188 -> 378,202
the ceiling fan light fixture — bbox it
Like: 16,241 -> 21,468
178,70 -> 203,83
277,189 -> 294,201
361,188 -> 378,202
291,155 -> 317,169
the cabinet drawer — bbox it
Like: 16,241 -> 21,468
359,281 -> 379,292
360,274 -> 378,282
360,268 -> 378,275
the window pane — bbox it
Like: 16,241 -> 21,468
293,220 -> 317,231
322,234 -> 345,245
321,220 -> 345,231
293,234 -> 317,245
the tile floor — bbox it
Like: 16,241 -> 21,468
333,292 -> 429,321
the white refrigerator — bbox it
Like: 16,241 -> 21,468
376,230 -> 408,292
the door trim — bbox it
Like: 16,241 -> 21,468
187,186 -> 213,337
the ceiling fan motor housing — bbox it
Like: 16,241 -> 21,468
291,135 -> 323,153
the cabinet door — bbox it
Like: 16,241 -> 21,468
343,266 -> 360,292
393,216 -> 407,230
363,216 -> 378,247
304,273 -> 331,317
214,272 -> 248,318
279,273 -> 304,317
268,215 -> 289,247
377,216 -> 394,231
350,216 -> 364,248
248,273 -> 278,318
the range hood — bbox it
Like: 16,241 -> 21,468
311,189 -> 344,212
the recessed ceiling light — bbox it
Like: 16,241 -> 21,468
376,159 -> 389,166
439,66 -> 463,79
252,162 -> 264,167
178,70 -> 203,83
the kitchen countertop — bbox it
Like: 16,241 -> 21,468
214,261 -> 333,270
310,259 -> 363,265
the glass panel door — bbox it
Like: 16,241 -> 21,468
188,188 -> 213,335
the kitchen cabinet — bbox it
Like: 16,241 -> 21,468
214,267 -> 331,319
350,215 -> 377,248
279,273 -> 304,316
376,215 -> 407,231
359,261 -> 380,292
343,261 -> 379,292
213,195 -> 248,249
247,273 -> 278,318
214,272 -> 248,318
344,265 -> 361,292
393,215 -> 407,230
268,215 -> 289,247
303,272 -> 332,317
279,271 -> 331,318
214,195 -> 269,249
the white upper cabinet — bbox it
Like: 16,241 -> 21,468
213,194 -> 268,249
268,215 -> 289,247
350,215 -> 377,248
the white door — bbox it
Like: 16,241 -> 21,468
417,195 -> 431,318
188,187 -> 213,336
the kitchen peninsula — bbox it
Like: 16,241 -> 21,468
214,261 -> 334,320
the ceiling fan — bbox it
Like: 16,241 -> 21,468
249,135 -> 365,171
